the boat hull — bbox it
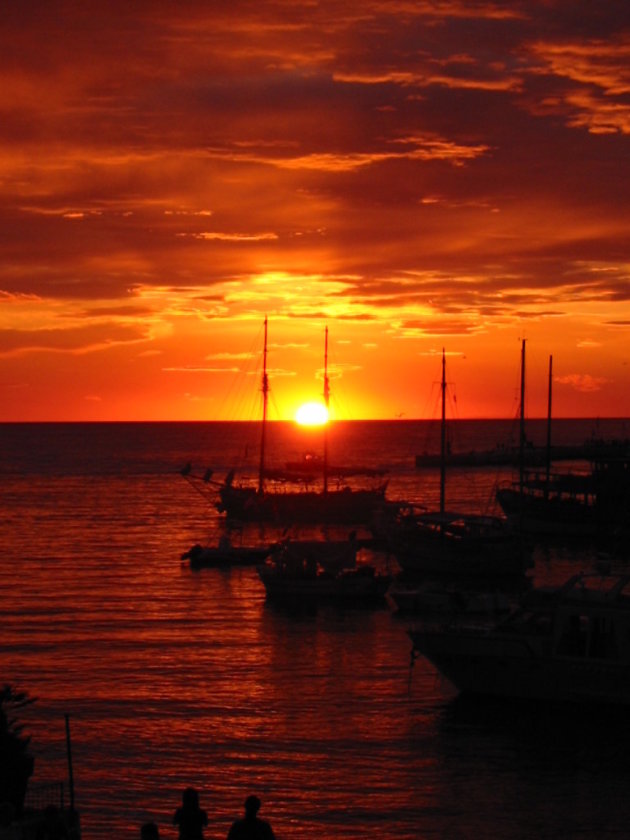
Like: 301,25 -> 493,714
394,540 -> 529,577
389,585 -> 512,617
258,565 -> 391,604
411,625 -> 630,705
218,484 -> 389,524
182,543 -> 271,569
496,486 -> 599,538
390,513 -> 531,578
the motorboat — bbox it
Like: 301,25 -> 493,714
409,572 -> 630,705
257,536 -> 392,604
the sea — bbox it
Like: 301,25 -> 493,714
2,418 -> 630,840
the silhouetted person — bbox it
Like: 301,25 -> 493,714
173,787 -> 208,840
140,822 -> 159,840
227,795 -> 276,840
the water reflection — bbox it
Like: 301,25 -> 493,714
3,421 -> 630,839
438,694 -> 630,838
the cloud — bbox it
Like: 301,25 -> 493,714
576,339 -> 602,348
0,324 -> 150,357
524,36 -> 630,134
183,231 -> 279,241
206,352 -> 254,360
555,373 -> 609,392
163,366 -> 241,373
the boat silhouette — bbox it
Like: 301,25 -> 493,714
257,533 -> 392,604
214,319 -> 391,525
496,343 -> 630,540
410,572 -> 630,705
389,349 -> 530,579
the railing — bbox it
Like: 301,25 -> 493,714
1,783 -> 80,840
24,781 -> 65,812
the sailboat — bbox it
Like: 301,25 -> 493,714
214,319 -> 391,525
496,343 -> 630,540
388,349 -> 531,579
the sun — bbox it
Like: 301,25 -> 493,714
294,401 -> 330,426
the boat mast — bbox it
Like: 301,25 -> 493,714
440,347 -> 446,515
258,316 -> 269,495
545,354 -> 553,499
323,325 -> 330,495
64,713 -> 75,813
519,338 -> 526,502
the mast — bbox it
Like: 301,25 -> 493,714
65,713 -> 75,813
519,338 -> 526,501
258,316 -> 269,495
323,325 -> 330,495
545,354 -> 553,499
440,348 -> 446,515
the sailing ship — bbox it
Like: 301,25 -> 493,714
496,343 -> 630,540
409,572 -> 630,705
214,319 -> 391,524
389,349 -> 530,579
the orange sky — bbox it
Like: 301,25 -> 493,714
1,1 -> 629,421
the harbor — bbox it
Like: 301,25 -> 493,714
2,419 -> 630,838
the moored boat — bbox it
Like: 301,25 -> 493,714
415,441 -> 620,469
497,459 -> 630,541
257,537 -> 392,604
496,468 -> 600,537
410,572 -> 630,705
496,345 -> 630,540
214,320 -> 391,525
181,537 -> 273,569
391,350 -> 531,579
390,507 -> 531,578
388,580 -> 513,618
218,473 -> 390,524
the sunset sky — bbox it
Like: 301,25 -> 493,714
1,1 -> 629,421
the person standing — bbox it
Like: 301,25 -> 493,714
226,795 -> 276,840
173,787 -> 208,840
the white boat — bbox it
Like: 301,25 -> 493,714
410,572 -> 630,705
